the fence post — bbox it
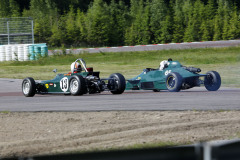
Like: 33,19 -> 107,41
31,19 -> 34,44
7,21 -> 10,45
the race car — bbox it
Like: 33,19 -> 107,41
126,59 -> 221,92
22,58 -> 126,97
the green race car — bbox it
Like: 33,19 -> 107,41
126,59 -> 221,92
22,58 -> 126,97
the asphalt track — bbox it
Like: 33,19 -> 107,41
2,40 -> 240,111
0,78 -> 239,111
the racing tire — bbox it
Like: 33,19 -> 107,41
109,73 -> 126,94
69,75 -> 86,96
22,77 -> 36,97
204,71 -> 221,91
166,72 -> 183,92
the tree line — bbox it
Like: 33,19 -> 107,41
1,0 -> 240,47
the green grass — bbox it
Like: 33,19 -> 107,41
1,46 -> 240,87
0,111 -> 11,114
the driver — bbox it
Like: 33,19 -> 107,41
70,62 -> 82,73
159,60 -> 168,70
159,58 -> 172,70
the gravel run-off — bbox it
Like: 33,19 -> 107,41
1,111 -> 240,158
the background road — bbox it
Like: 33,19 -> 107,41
0,78 -> 239,111
49,40 -> 240,54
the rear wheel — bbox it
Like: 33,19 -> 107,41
166,72 -> 183,92
204,71 -> 221,91
69,75 -> 86,95
109,73 -> 126,94
22,77 -> 36,97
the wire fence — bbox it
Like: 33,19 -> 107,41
0,17 -> 34,45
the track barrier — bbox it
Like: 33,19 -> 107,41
0,43 -> 48,62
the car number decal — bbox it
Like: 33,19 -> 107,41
60,77 -> 69,92
165,70 -> 172,76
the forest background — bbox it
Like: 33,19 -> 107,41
1,0 -> 240,48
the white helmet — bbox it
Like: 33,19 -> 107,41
159,60 -> 168,70
71,62 -> 82,73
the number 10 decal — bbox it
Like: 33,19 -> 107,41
60,77 -> 69,92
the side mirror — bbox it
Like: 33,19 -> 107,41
53,69 -> 57,73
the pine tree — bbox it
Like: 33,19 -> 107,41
160,13 -> 173,43
222,17 -> 230,40
183,0 -> 194,42
28,0 -> 58,43
49,21 -> 62,46
124,24 -> 135,45
0,0 -> 10,18
124,0 -> 140,45
49,15 -> 68,47
9,0 -> 20,17
184,0 -> 205,42
213,0 -> 226,41
200,21 -> 211,41
108,0 -> 128,46
172,0 -> 185,43
222,1 -> 231,40
85,0 -> 112,46
125,0 -> 150,45
200,0 -> 216,41
140,0 -> 151,44
76,9 -> 87,46
149,0 -> 168,43
65,6 -> 78,46
228,6 -> 240,39
213,14 -> 222,40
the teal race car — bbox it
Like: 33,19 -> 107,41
126,59 -> 221,92
22,58 -> 126,97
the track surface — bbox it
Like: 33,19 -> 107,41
2,40 -> 240,111
0,78 -> 239,111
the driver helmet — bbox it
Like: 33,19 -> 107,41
71,62 -> 82,73
159,60 -> 168,70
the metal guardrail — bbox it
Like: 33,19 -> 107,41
2,139 -> 240,160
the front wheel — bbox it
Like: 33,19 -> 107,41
109,73 -> 126,94
204,71 -> 221,91
166,72 -> 183,92
69,75 -> 86,96
22,77 -> 36,97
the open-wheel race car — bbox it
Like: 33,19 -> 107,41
22,58 -> 126,97
126,59 -> 221,92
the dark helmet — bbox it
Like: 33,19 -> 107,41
71,62 -> 82,73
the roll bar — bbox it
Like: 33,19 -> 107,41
75,58 -> 88,72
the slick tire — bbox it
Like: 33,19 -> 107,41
166,72 -> 183,92
204,71 -> 221,91
69,75 -> 86,96
22,77 -> 36,97
109,73 -> 126,94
